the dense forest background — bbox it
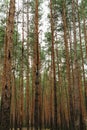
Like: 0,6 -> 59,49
0,0 -> 87,130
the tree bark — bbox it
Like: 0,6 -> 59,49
34,0 -> 40,130
26,1 -> 30,129
49,0 -> 58,129
62,1 -> 74,129
72,0 -> 80,129
1,0 -> 15,130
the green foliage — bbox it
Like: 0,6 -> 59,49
0,26 -> 5,45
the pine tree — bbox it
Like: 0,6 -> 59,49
34,0 -> 40,130
49,0 -> 58,129
1,0 -> 15,130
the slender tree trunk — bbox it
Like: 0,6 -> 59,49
38,57 -> 42,130
62,1 -> 75,129
1,0 -> 15,130
31,37 -> 35,127
76,0 -> 86,98
14,74 -> 17,130
49,0 -> 57,129
14,6 -> 19,130
49,63 -> 54,130
76,1 -> 87,128
82,0 -> 87,111
72,0 -> 80,129
31,51 -> 36,130
20,1 -> 24,129
56,47 -> 62,130
26,1 -> 30,130
10,71 -> 15,129
34,0 -> 40,130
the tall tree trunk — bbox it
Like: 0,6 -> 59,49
49,62 -> 54,130
49,0 -> 58,129
82,0 -> 87,112
14,6 -> 19,130
34,0 -> 40,130
1,0 -> 15,130
76,0 -> 86,128
31,61 -> 35,130
20,1 -> 24,129
62,1 -> 74,129
72,0 -> 80,129
26,1 -> 30,129
10,71 -> 15,129
38,55 -> 42,130
31,42 -> 36,130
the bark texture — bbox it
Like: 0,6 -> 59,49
1,0 -> 15,130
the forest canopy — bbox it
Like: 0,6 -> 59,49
0,0 -> 87,130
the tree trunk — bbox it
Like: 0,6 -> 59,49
49,0 -> 57,129
82,0 -> 87,111
72,0 -> 80,129
34,0 -> 40,130
62,1 -> 74,129
26,1 -> 30,129
1,0 -> 15,130
20,1 -> 24,129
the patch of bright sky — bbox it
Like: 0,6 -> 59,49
15,0 -> 49,47
39,0 -> 49,47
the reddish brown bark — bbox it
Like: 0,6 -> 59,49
1,0 -> 15,130
34,0 -> 40,130
49,0 -> 58,129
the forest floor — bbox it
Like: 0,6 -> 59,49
10,128 -> 49,130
